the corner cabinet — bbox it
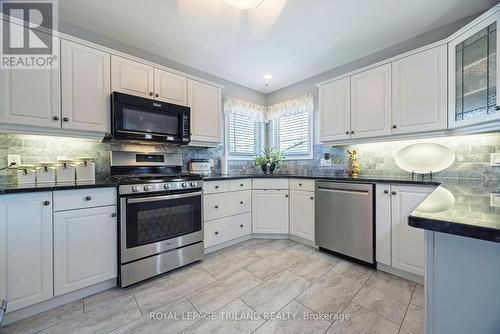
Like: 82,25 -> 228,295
0,192 -> 53,313
252,190 -> 289,234
449,10 -> 500,128
188,79 -> 223,146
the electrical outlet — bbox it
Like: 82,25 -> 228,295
320,158 -> 332,167
7,154 -> 21,168
491,153 -> 500,167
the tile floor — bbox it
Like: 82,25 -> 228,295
0,239 -> 424,334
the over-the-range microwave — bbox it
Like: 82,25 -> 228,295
111,92 -> 190,144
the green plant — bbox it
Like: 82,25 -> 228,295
253,147 -> 285,170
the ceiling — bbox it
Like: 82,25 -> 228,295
59,0 -> 497,94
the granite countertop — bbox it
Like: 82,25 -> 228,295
409,180 -> 500,243
0,179 -> 118,194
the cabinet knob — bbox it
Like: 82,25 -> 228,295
351,130 -> 355,134
495,106 -> 500,111
299,183 -> 302,186
53,116 -> 59,121
240,201 -> 244,204
43,200 -> 50,206
214,205 -> 219,209
240,183 -> 244,187
85,196 -> 92,201
392,125 -> 397,129
384,189 -> 389,194
215,231 -> 219,235
215,185 -> 219,189
63,117 -> 69,122
111,213 -> 117,217
285,194 -> 289,198
310,197 -> 314,200
155,93 -> 159,97
240,224 -> 244,228
391,191 -> 397,196
149,92 -> 153,96
345,131 -> 349,135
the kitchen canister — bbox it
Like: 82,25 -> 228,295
56,159 -> 76,182
17,164 -> 36,184
75,157 -> 95,182
36,162 -> 56,183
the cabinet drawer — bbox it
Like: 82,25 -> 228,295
289,179 -> 315,191
204,190 -> 251,221
252,178 -> 289,190
229,179 -> 252,191
204,213 -> 251,248
203,181 -> 229,194
54,187 -> 117,211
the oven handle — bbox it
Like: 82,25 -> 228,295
127,191 -> 202,204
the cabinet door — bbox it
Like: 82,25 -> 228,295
252,190 -> 289,234
289,190 -> 315,242
392,45 -> 447,134
0,35 -> 60,129
154,68 -> 187,105
375,184 -> 392,266
61,40 -> 111,132
449,12 -> 500,128
54,206 -> 117,296
391,185 -> 434,276
111,55 -> 154,98
319,77 -> 351,141
351,64 -> 392,139
0,192 -> 53,312
187,79 -> 222,144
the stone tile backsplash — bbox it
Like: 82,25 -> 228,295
0,132 -> 499,184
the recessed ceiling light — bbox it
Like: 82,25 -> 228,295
225,0 -> 264,10
263,74 -> 273,80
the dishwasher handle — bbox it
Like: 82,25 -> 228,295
0,299 -> 6,325
317,186 -> 370,195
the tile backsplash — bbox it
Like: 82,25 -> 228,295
0,132 -> 499,184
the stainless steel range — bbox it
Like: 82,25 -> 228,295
111,151 -> 203,287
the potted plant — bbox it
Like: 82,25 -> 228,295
254,148 -> 285,174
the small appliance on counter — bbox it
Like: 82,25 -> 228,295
17,164 -> 36,184
189,159 -> 212,175
36,162 -> 56,183
76,157 -> 96,182
56,159 -> 76,182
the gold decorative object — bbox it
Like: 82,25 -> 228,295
346,150 -> 360,177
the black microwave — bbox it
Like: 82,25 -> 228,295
111,92 -> 190,143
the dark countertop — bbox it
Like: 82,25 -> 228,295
0,179 -> 118,194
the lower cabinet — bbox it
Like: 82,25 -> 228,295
289,189 -> 315,242
53,205 -> 117,296
0,192 -> 53,313
252,190 -> 289,234
376,184 -> 435,276
204,213 -> 251,248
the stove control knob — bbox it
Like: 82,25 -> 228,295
144,185 -> 152,191
190,182 -> 197,187
132,186 -> 141,192
182,182 -> 187,188
164,183 -> 170,189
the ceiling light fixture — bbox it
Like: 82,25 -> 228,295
263,74 -> 272,80
224,0 -> 264,10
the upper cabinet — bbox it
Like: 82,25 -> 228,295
449,11 -> 500,128
350,64 -> 392,139
188,79 -> 223,146
319,77 -> 351,142
154,69 -> 188,105
0,34 -> 61,129
392,45 -> 447,134
61,40 -> 111,133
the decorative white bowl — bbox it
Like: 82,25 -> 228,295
394,143 -> 455,174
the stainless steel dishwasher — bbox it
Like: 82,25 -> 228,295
315,181 -> 374,264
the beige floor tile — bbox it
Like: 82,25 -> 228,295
296,271 -> 361,315
182,298 -> 264,334
0,300 -> 83,334
288,251 -> 339,282
109,297 -> 199,334
135,267 -> 216,313
411,284 -> 424,308
245,251 -> 302,280
352,271 -> 415,324
282,243 -> 315,258
244,239 -> 297,257
202,251 -> 262,279
325,303 -> 399,334
241,270 -> 311,314
187,269 -> 262,313
401,303 -> 424,334
253,300 -> 332,334
331,260 -> 374,284
38,296 -> 141,334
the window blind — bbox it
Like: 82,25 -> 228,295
273,111 -> 312,157
227,113 -> 263,158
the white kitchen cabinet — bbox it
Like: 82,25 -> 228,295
319,77 -> 351,141
391,185 -> 434,276
375,184 -> 392,266
154,68 -> 187,105
54,205 -> 117,296
252,190 -> 289,234
392,45 -> 447,135
61,39 -> 111,132
0,35 -> 60,129
204,190 -> 251,221
289,189 -> 315,242
350,64 -> 392,139
0,192 -> 53,312
188,79 -> 223,146
111,55 -> 154,98
204,213 -> 251,249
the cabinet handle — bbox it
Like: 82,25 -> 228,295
85,196 -> 92,201
63,117 -> 69,122
214,205 -> 219,209
384,189 -> 389,194
240,201 -> 244,204
53,116 -> 59,121
351,130 -> 354,134
240,224 -> 244,228
391,191 -> 397,195
111,213 -> 117,217
310,197 -> 314,200
215,231 -> 219,235
43,200 -> 50,206
155,93 -> 159,97
345,131 -> 349,135
149,92 -> 153,96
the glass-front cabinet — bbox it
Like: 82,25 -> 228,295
449,10 -> 500,128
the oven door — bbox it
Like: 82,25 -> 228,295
120,191 -> 203,264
